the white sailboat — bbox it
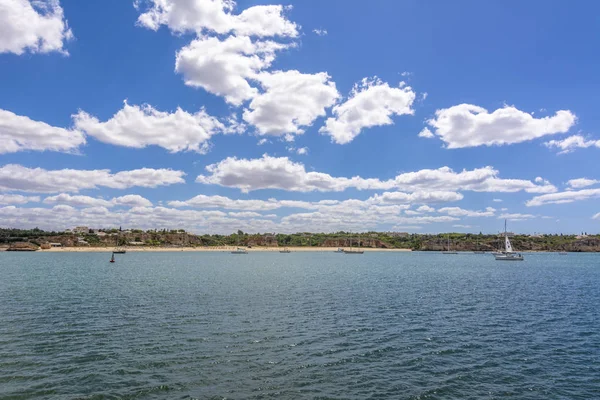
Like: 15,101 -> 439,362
442,234 -> 457,254
495,220 -> 523,261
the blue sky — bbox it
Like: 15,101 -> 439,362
1,0 -> 599,234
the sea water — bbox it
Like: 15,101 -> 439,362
1,251 -> 599,399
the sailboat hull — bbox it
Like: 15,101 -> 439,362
494,255 -> 524,261
343,250 -> 364,254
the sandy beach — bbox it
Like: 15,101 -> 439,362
32,246 -> 413,253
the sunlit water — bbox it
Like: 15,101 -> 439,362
1,251 -> 599,399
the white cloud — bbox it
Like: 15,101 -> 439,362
526,188 -> 600,207
243,70 -> 339,136
0,0 -> 73,55
196,154 -> 393,193
228,211 -> 268,218
296,147 -> 308,155
136,0 -> 298,37
169,194 -> 281,211
544,135 -> 600,154
175,35 -> 290,105
498,213 -> 536,220
493,198 -> 503,202
312,28 -> 327,36
423,104 -> 576,148
112,195 -> 153,208
74,101 -> 225,153
0,108 -> 85,154
593,212 -> 600,220
418,127 -> 434,138
391,166 -> 556,194
453,224 -> 473,228
44,193 -> 113,207
438,206 -> 495,217
0,164 -> 185,193
257,138 -> 269,145
417,205 -> 435,213
0,194 -> 40,205
44,194 -> 151,208
320,77 -> 415,144
196,155 -> 556,194
567,178 -> 599,189
370,191 -> 463,204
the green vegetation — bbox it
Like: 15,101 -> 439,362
1,228 -> 599,252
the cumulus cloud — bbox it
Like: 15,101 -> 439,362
0,0 -> 73,55
422,104 -> 576,148
74,101 -> 225,153
0,164 -> 185,193
112,195 -> 153,208
243,70 -> 339,136
196,155 -> 556,194
0,108 -> 85,154
136,0 -> 298,37
437,206 -> 495,217
169,194 -> 281,211
526,188 -> 600,207
369,191 -> 463,204
497,213 -> 536,220
0,204 -> 255,233
313,28 -> 327,36
175,35 -> 290,105
418,127 -> 434,138
0,194 -> 40,205
567,178 -> 599,189
544,135 -> 600,154
417,205 -> 435,213
196,154 -> 394,193
320,77 -> 415,144
392,166 -> 556,194
44,193 -> 113,207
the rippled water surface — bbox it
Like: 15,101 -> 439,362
1,251 -> 599,399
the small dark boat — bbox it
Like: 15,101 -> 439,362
343,249 -> 364,254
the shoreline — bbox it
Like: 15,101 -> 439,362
17,246 -> 413,253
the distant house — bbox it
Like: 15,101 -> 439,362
73,226 -> 89,234
77,238 -> 89,245
96,232 -> 107,237
128,241 -> 145,246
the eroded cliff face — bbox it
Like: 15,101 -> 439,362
418,236 -> 600,252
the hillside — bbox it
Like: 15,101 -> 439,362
1,228 -> 599,252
